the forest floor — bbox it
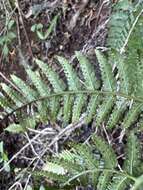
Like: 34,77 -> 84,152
0,0 -> 112,189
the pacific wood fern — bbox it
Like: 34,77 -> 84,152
0,49 -> 143,130
1,0 -> 143,131
32,132 -> 143,190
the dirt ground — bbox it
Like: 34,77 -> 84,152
0,0 -> 111,189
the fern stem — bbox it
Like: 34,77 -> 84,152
1,90 -> 143,122
62,169 -> 136,187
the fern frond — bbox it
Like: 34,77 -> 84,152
84,94 -> 100,124
10,75 -> 37,101
1,46 -> 143,129
26,69 -> 50,97
95,50 -> 116,91
57,56 -> 81,90
1,83 -> 25,107
97,171 -> 113,190
35,59 -> 65,92
122,102 -> 143,129
123,132 -> 141,176
96,96 -> 115,127
107,0 -> 134,51
107,175 -> 129,190
107,102 -> 127,129
57,56 -> 85,122
95,50 -> 116,126
75,51 -> 100,90
92,135 -> 117,169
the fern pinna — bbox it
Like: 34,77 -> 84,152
1,0 -> 143,131
32,132 -> 143,189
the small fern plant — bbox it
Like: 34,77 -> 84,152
32,132 -> 143,190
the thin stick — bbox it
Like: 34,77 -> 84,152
0,72 -> 20,92
15,0 -> 34,59
0,115 -> 86,172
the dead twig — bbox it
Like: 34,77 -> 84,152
0,115 -> 86,173
15,0 -> 34,59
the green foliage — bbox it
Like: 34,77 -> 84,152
1,48 -> 143,131
31,14 -> 58,40
107,0 -> 135,52
1,1 -> 143,189
1,1 -> 143,131
32,133 -> 143,189
0,19 -> 16,57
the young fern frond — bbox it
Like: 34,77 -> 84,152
33,133 -> 142,189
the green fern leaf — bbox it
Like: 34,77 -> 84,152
95,50 -> 116,91
107,175 -> 129,190
122,102 -> 143,128
0,93 -> 16,113
32,170 -> 68,183
95,50 -> 116,126
107,0 -> 134,51
74,144 -> 99,170
43,162 -> 66,175
96,97 -> 115,127
1,83 -> 25,107
107,101 -> 127,129
35,58 -> 65,92
76,51 -> 100,90
10,75 -> 37,101
63,95 -> 73,124
85,94 -> 100,124
72,94 -> 86,122
57,56 -> 81,90
26,69 -> 50,97
97,171 -> 112,190
92,135 -> 117,169
57,56 -> 85,122
123,132 -> 141,176
57,149 -> 77,162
